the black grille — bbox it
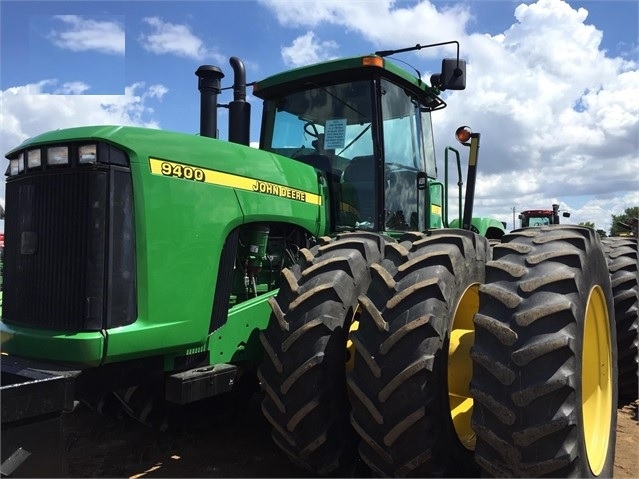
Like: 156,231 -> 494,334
3,165 -> 136,332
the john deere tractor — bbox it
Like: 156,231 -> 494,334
1,41 -> 618,479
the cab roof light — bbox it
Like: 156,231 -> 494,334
362,56 -> 384,68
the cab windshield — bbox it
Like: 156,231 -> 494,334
264,81 -> 374,168
262,78 -> 436,232
525,216 -> 551,226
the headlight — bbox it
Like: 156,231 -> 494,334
27,149 -> 42,168
79,144 -> 97,164
47,146 -> 69,165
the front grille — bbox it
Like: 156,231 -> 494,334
3,162 -> 136,332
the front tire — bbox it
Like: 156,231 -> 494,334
348,229 -> 489,477
258,232 -> 392,475
471,225 -> 617,477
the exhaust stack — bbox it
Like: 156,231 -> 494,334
196,65 -> 224,139
228,57 -> 251,146
552,204 -> 560,224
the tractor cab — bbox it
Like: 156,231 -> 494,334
519,203 -> 570,228
253,52 -> 465,234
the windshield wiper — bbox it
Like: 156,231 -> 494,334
337,124 -> 371,156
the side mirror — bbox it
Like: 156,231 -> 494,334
563,212 -> 571,218
431,58 -> 466,91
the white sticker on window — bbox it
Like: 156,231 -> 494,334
324,119 -> 347,149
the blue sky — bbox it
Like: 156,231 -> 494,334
1,0 -> 638,232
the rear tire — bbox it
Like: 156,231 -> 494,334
471,225 -> 617,477
602,237 -> 638,402
258,232 -> 392,475
348,229 -> 489,477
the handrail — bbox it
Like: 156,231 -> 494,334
443,146 -> 463,228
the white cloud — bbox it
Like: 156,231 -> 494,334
52,81 -> 91,95
139,17 -> 224,63
260,0 -> 471,53
441,0 -> 638,233
147,84 -> 169,99
262,0 -> 638,233
0,81 -> 167,161
281,32 -> 339,67
2,1 -> 636,236
49,15 -> 125,55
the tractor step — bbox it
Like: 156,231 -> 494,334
165,363 -> 238,405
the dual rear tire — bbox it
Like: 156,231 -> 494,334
261,226 -> 618,477
602,237 -> 638,402
257,232 -> 392,475
347,229 -> 488,476
471,226 -> 617,477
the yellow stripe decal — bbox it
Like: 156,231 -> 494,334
149,158 -> 322,206
432,204 -> 442,216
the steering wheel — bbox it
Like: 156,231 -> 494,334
304,122 -> 320,139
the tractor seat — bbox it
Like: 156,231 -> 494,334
341,155 -> 375,225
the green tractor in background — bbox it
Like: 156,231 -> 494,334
1,41 -> 622,478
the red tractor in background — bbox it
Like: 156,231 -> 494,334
518,203 -> 570,227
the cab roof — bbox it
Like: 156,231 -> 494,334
253,54 -> 438,100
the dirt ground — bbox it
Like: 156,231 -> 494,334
61,394 -> 638,478
64,393 -> 307,478
615,399 -> 639,478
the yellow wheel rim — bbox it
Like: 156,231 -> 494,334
582,285 -> 613,476
448,284 -> 478,450
346,306 -> 360,372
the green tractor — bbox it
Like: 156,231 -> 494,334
1,41 -> 619,478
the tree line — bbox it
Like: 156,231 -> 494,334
579,206 -> 638,238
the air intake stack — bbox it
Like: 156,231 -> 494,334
196,65 -> 224,139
